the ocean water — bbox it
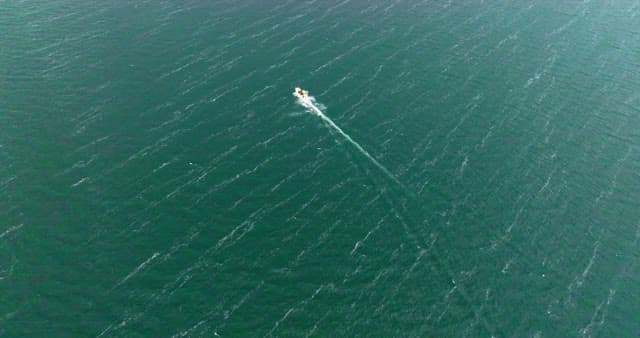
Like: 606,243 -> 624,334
2,1 -> 640,336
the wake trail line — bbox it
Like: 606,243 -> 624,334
293,87 -> 412,196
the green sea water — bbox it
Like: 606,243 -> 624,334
2,1 -> 639,336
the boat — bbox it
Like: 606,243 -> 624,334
293,87 -> 308,100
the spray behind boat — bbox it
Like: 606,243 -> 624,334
292,87 -> 410,194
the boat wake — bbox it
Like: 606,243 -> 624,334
293,87 -> 410,194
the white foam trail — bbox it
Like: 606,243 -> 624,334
296,94 -> 409,193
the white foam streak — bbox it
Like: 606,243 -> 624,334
0,224 -> 23,239
112,252 -> 160,290
296,94 -> 409,193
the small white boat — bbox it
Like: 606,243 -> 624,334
293,87 -> 309,100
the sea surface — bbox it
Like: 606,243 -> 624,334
2,1 -> 640,336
